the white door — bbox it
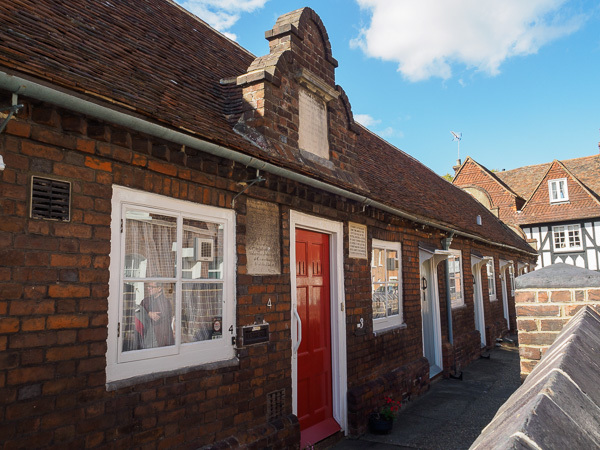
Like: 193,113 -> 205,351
419,250 -> 447,378
471,255 -> 487,348
499,260 -> 511,330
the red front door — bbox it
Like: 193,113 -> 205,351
295,229 -> 340,447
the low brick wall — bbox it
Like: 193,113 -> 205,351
346,357 -> 429,436
470,305 -> 600,449
514,263 -> 600,379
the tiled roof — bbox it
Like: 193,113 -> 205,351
0,0 -> 535,254
356,128 -> 533,251
495,163 -> 552,199
496,154 -> 600,201
0,0 -> 255,151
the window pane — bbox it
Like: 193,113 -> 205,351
559,181 -> 566,199
554,227 -> 565,248
372,283 -> 386,319
388,283 -> 399,316
449,255 -> 462,303
182,283 -> 223,343
122,282 -> 175,352
182,219 -> 224,280
386,249 -> 399,282
568,226 -> 581,247
372,248 -> 385,282
487,261 -> 495,296
124,211 -> 177,278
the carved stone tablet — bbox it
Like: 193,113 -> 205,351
247,199 -> 281,275
298,89 -> 329,160
348,222 -> 367,259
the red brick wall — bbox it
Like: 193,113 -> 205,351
0,94 -> 303,449
0,93 -> 533,446
516,286 -> 600,379
453,159 -> 523,227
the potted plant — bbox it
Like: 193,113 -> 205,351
368,396 -> 402,434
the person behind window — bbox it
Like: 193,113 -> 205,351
135,283 -> 174,349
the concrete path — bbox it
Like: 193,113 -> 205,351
332,346 -> 521,450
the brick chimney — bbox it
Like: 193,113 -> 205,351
453,158 -> 462,176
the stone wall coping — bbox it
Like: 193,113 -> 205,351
471,306 -> 600,449
515,263 -> 600,289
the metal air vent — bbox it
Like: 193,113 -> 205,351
266,389 -> 285,422
194,238 -> 214,262
30,176 -> 71,221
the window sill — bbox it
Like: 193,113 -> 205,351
373,322 -> 407,337
451,304 -> 467,311
553,248 -> 583,253
106,356 -> 239,391
549,200 -> 570,205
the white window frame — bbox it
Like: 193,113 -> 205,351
548,178 -> 568,203
371,239 -> 404,332
509,264 -> 515,296
552,224 -> 583,252
486,258 -> 497,301
448,249 -> 465,308
106,186 -> 236,384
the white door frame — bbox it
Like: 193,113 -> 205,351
471,254 -> 489,348
419,248 -> 451,378
290,211 -> 347,434
499,259 -> 512,330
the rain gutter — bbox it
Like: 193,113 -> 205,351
0,70 -> 536,257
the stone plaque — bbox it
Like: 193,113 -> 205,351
348,222 -> 367,259
247,198 -> 281,275
298,89 -> 329,160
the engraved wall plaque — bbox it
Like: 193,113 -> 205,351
247,199 -> 281,275
348,222 -> 367,259
298,89 -> 329,159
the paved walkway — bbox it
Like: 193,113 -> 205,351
332,346 -> 521,450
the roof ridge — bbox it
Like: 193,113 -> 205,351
166,0 -> 256,60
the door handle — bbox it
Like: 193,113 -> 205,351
293,308 -> 302,354
421,277 -> 428,291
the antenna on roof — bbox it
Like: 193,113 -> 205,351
451,131 -> 462,165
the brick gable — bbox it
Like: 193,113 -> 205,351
453,157 -> 525,226
519,161 -> 600,225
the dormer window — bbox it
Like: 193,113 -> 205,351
548,178 -> 568,203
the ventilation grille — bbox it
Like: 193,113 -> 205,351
194,238 -> 214,262
31,177 -> 71,221
266,389 -> 285,422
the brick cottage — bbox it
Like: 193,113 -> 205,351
0,2 -> 536,448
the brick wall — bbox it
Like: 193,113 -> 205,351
453,159 -> 523,226
515,264 -> 600,380
0,94 -> 305,448
0,93 -> 533,447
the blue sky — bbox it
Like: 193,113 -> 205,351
176,0 -> 600,176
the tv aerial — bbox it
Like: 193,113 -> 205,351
451,131 -> 462,164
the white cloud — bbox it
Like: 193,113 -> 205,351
352,0 -> 584,81
380,127 -> 401,138
354,114 -> 381,127
178,0 -> 269,39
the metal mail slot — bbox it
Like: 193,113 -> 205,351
242,323 -> 269,345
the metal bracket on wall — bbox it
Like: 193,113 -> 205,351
0,104 -> 24,135
231,169 -> 265,207
0,101 -> 24,170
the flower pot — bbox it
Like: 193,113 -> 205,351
368,413 -> 394,434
